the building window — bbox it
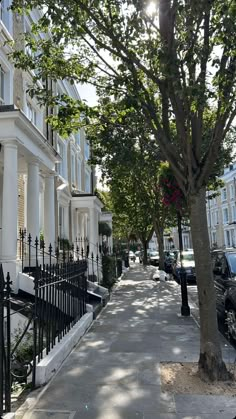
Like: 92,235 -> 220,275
85,173 -> 90,193
84,141 -> 90,161
0,66 -> 5,104
215,210 -> 219,225
211,211 -> 214,226
212,232 -> 217,245
56,141 -> 63,177
232,205 -> 236,222
75,131 -> 80,146
71,154 -> 76,185
225,230 -> 231,247
231,230 -> 235,247
77,160 -> 81,190
230,184 -> 234,200
222,207 -> 229,224
26,101 -> 37,125
0,1 -> 3,21
221,187 -> 227,202
1,0 -> 12,33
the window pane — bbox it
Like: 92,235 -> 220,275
0,66 -> 4,103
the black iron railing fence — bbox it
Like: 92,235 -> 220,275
0,240 -> 89,415
19,229 -> 103,284
32,259 -> 87,386
0,265 -> 11,417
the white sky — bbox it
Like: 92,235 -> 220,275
77,82 -> 98,106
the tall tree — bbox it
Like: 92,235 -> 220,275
11,0 -> 236,380
90,102 -> 175,269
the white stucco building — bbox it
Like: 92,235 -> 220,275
0,4 -> 105,291
207,163 -> 236,249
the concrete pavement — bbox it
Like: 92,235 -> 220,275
19,264 -> 236,419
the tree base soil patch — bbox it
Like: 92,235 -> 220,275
161,362 -> 236,395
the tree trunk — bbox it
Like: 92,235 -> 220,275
142,240 -> 148,265
156,229 -> 165,270
189,187 -> 230,381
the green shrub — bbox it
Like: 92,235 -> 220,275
102,255 -> 117,290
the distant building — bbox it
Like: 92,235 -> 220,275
207,163 -> 236,248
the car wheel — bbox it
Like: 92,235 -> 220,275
226,308 -> 236,341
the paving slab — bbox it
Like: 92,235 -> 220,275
175,394 -> 236,415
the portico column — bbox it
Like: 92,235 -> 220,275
73,209 -> 78,243
27,161 -> 40,243
2,141 -> 18,262
64,205 -> 69,239
44,175 -> 55,251
89,208 -> 98,255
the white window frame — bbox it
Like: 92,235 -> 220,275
222,207 -> 229,225
75,131 -> 80,147
0,55 -> 13,105
231,229 -> 236,248
224,230 -> 231,247
85,171 -> 90,193
84,141 -> 90,161
71,153 -> 76,186
230,184 -> 234,200
56,140 -> 64,177
0,0 -> 12,34
26,100 -> 37,125
212,231 -> 217,245
77,159 -> 82,190
210,211 -> 214,227
231,205 -> 236,223
221,187 -> 227,202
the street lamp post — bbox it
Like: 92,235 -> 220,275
177,211 -> 190,316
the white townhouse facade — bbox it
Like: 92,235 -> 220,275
207,163 -> 236,249
0,3 -> 104,291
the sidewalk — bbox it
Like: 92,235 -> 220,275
18,265 -> 236,419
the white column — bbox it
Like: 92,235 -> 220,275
64,205 -> 69,239
89,207 -> 99,255
2,141 -> 18,261
78,213 -> 82,239
84,213 -> 88,239
44,175 -> 55,251
27,161 -> 40,242
2,142 -> 18,290
39,177 -> 44,234
73,209 -> 78,243
62,142 -> 68,180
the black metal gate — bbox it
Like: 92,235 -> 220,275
0,265 -> 11,417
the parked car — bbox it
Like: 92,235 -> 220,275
148,251 -> 160,266
172,250 -> 196,284
164,251 -> 176,273
211,249 -> 236,341
139,249 -> 151,264
129,250 -> 136,262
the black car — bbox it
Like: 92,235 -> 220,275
172,250 -> 196,284
212,249 -> 236,341
164,251 -> 176,273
